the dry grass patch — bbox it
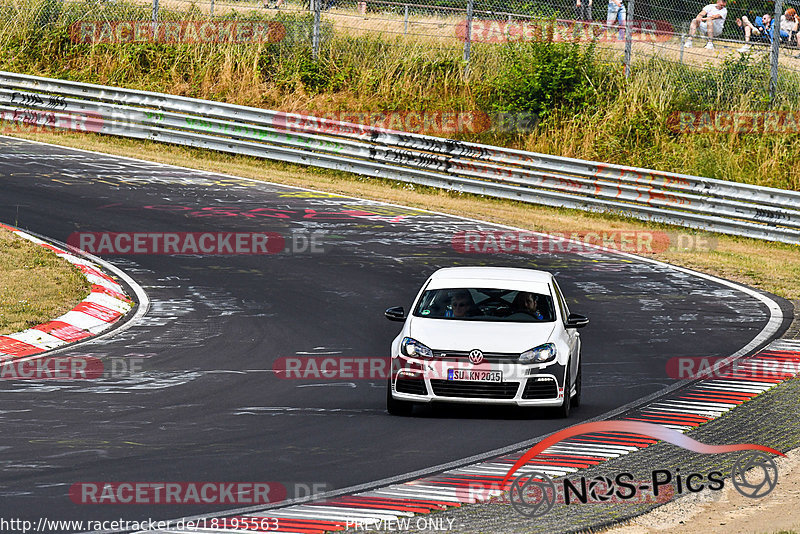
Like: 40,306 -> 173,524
0,226 -> 90,336
10,130 -> 800,300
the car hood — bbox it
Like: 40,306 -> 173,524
408,318 -> 556,353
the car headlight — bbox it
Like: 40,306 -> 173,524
401,337 -> 434,359
520,343 -> 557,364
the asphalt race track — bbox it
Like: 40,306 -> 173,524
0,136 -> 787,527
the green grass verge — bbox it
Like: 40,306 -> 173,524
0,227 -> 91,336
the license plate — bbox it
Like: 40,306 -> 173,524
447,369 -> 503,382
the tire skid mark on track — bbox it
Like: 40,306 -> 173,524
0,137 -> 787,532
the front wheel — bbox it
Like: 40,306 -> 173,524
386,380 -> 414,416
572,361 -> 582,408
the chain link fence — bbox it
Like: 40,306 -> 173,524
4,0 -> 800,102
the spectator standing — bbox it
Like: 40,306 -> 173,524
686,0 -> 728,49
606,0 -> 626,40
577,0 -> 593,21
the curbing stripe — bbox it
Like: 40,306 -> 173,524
0,336 -> 41,358
5,329 -> 65,351
0,223 -> 134,360
32,320 -> 93,343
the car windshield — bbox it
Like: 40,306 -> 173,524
413,288 -> 555,322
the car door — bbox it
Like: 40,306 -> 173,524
552,279 -> 579,390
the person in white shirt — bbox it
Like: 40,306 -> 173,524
780,8 -> 800,55
686,0 -> 728,49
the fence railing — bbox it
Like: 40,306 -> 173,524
13,0 -> 800,105
1,70 -> 799,244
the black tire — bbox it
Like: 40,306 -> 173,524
386,380 -> 414,416
572,360 -> 582,408
556,366 -> 571,418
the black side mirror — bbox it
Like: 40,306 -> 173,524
566,313 -> 589,329
385,306 -> 406,322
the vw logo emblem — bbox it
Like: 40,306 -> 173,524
468,349 -> 484,365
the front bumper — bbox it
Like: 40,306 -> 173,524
389,356 -> 566,407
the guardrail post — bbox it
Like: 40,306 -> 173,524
151,0 -> 159,35
463,0 -> 474,76
312,0 -> 322,59
769,0 -> 783,102
624,0 -> 635,78
404,5 -> 409,34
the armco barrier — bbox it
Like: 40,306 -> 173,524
1,70 -> 799,245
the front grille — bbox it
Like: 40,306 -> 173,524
522,377 -> 558,399
431,350 -> 520,363
395,376 -> 428,395
430,380 -> 519,399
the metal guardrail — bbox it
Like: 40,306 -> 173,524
1,70 -> 799,245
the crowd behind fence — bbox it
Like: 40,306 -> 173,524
12,0 -> 800,98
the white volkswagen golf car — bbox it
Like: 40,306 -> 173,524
384,267 -> 588,417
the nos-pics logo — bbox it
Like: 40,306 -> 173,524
502,421 -> 781,518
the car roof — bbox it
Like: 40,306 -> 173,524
428,267 -> 554,284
